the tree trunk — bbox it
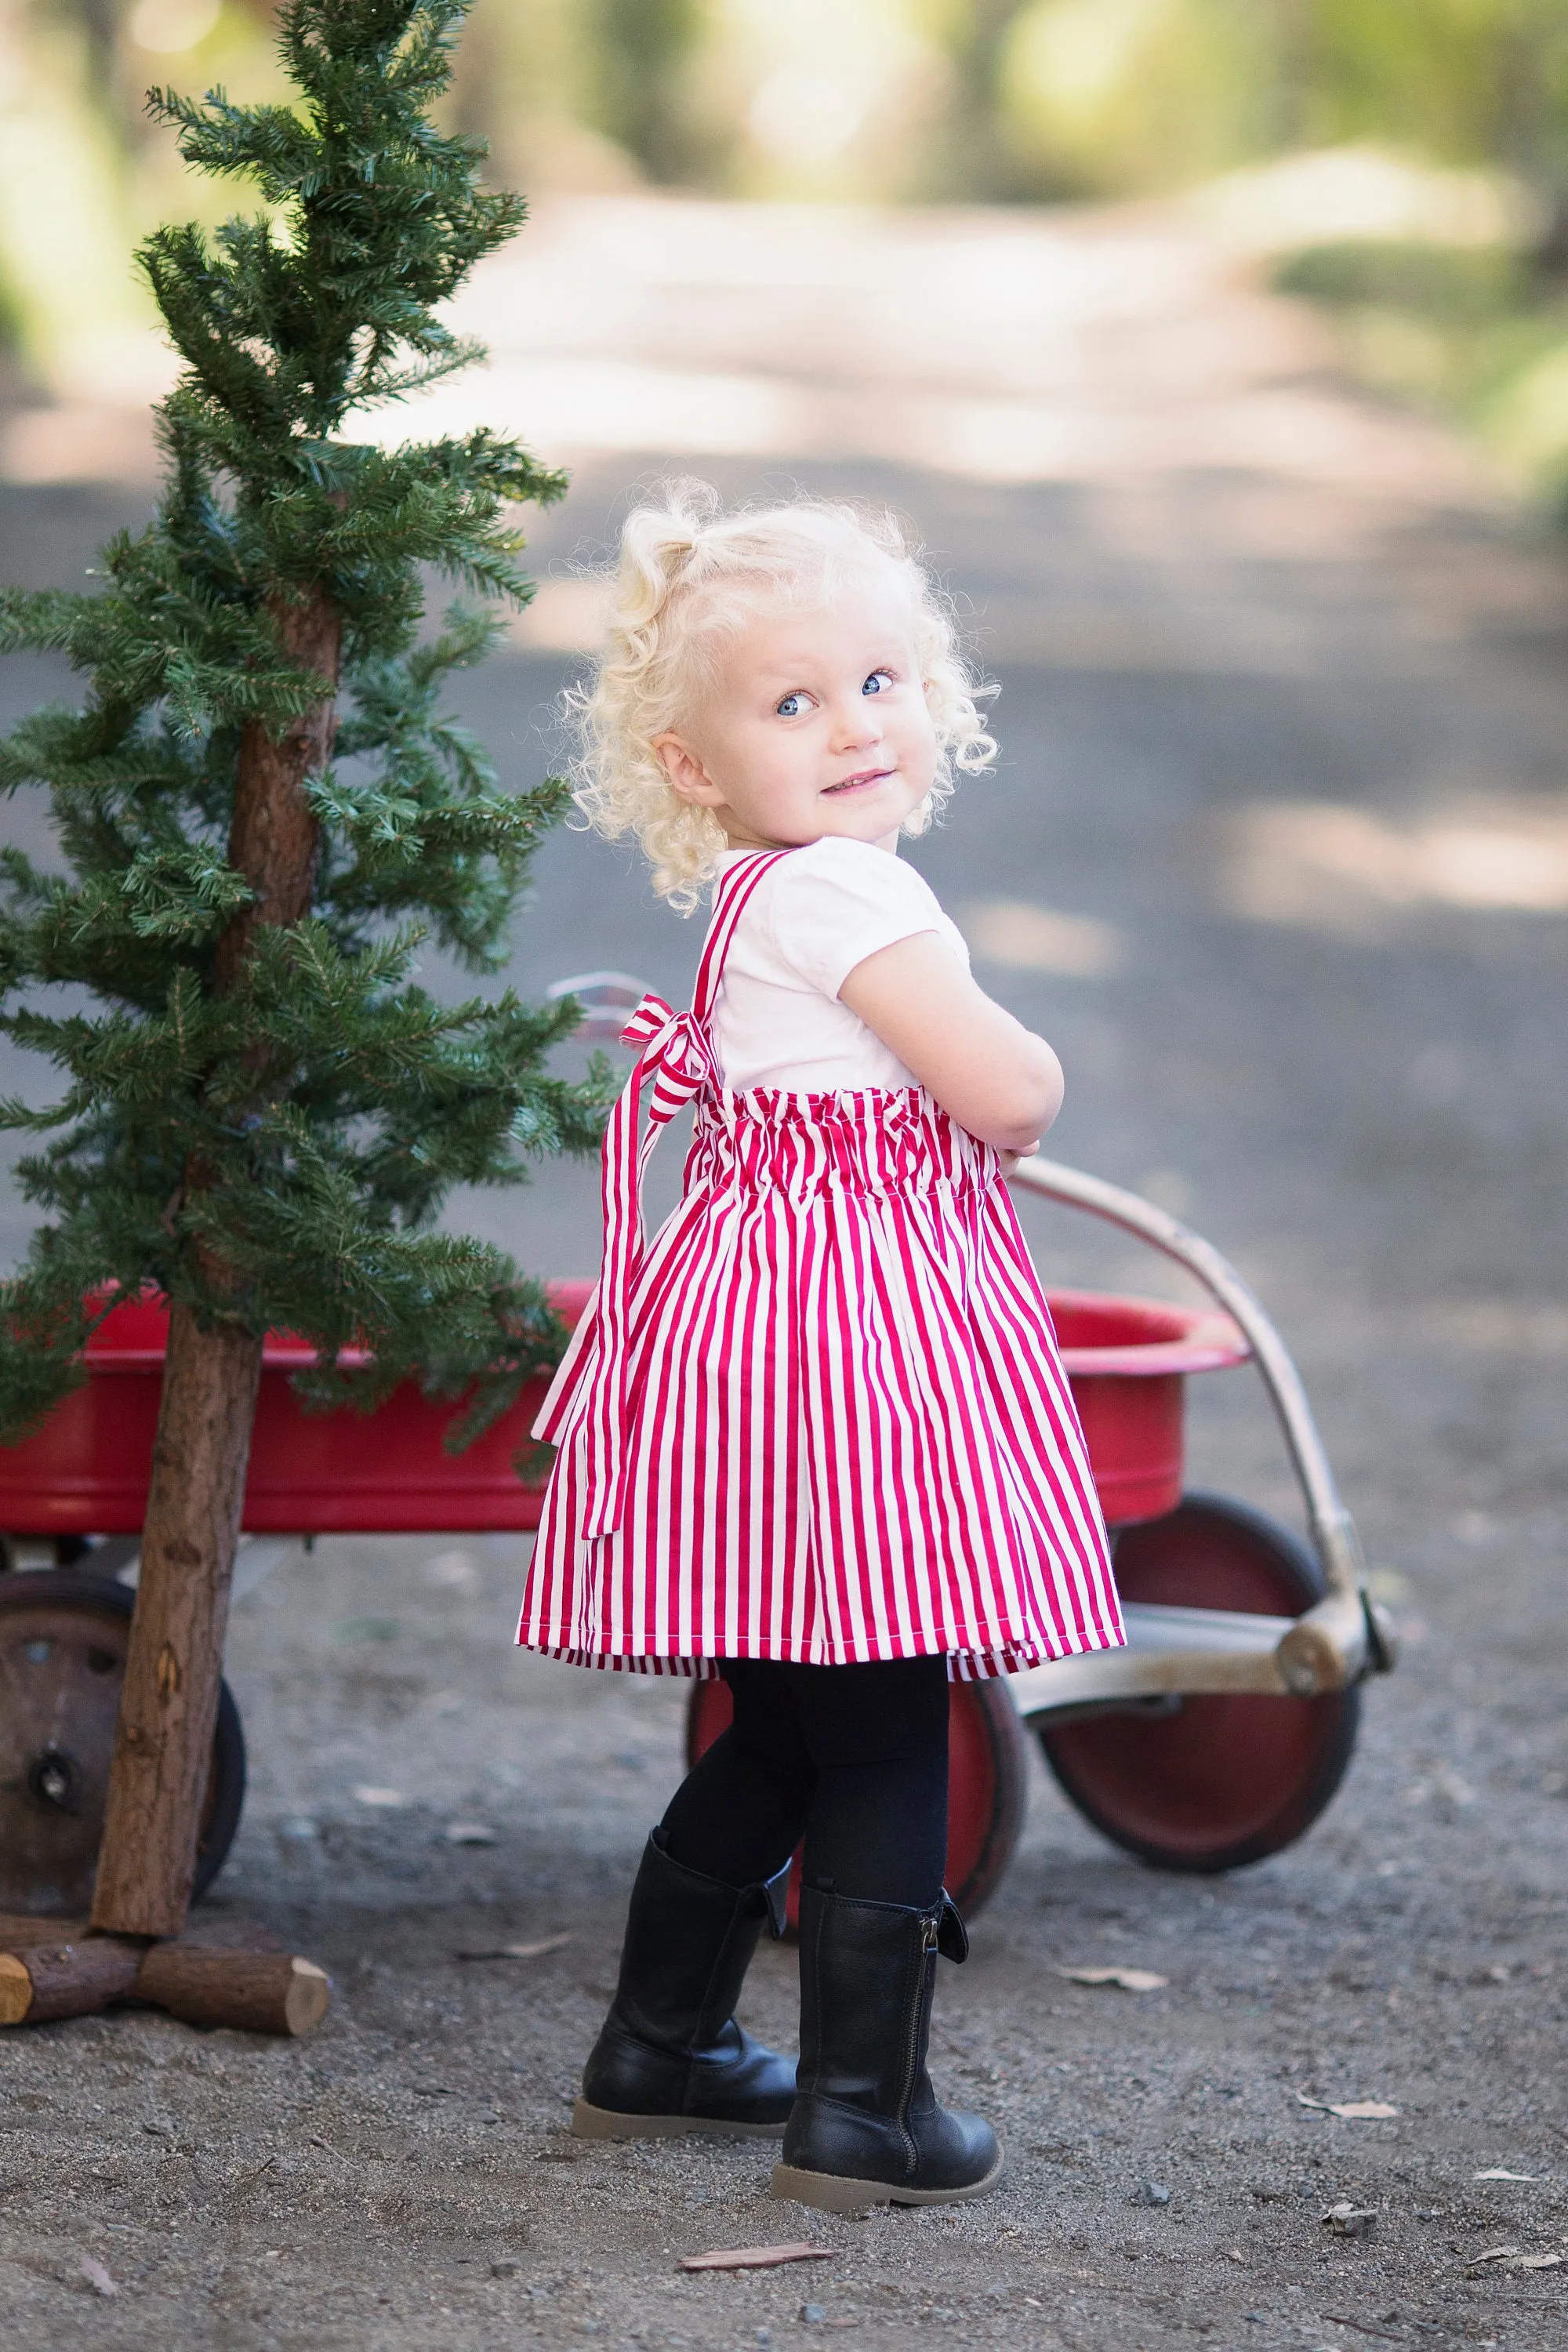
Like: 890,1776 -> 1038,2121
88,1308 -> 263,1934
91,588 -> 342,1939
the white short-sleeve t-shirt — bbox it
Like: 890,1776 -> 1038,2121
710,837 -> 970,1094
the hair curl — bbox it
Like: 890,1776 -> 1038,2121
565,482 -> 998,913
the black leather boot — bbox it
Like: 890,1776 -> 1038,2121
771,1884 -> 1003,2210
572,1828 -> 797,2139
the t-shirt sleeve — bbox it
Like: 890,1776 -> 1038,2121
766,839 -> 947,1000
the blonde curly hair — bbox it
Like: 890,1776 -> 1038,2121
566,483 -> 998,913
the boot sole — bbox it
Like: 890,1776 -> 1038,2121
770,2149 -> 1005,2212
572,2099 -> 786,2141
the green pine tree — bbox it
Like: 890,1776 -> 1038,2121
0,0 -> 606,1935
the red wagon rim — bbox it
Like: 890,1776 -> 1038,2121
71,1281 -> 1242,1380
1049,1288 -> 1248,1379
73,1280 -> 599,1372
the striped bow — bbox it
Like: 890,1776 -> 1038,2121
574,992 -> 720,1537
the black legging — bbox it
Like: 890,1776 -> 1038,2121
659,1655 -> 950,1910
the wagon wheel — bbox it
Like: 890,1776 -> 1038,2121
0,1573 -> 246,1918
1036,1492 -> 1359,1874
686,1673 -> 1029,1928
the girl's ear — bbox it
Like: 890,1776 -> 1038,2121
654,732 -> 726,808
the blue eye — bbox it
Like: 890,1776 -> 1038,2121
862,669 -> 895,696
776,692 -> 804,717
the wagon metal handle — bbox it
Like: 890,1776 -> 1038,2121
546,971 -> 652,1044
1010,1156 -> 1379,1691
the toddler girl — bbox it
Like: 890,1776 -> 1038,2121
517,487 -> 1123,2212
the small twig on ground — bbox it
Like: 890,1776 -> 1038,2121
453,1934 -> 573,1962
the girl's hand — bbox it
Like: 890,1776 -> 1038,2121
838,931 -> 1063,1156
998,1145 -> 1040,1176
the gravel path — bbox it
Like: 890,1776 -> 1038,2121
2,195 -> 1566,2351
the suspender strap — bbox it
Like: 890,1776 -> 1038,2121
541,851 -> 789,1537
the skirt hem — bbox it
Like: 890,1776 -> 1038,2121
514,1627 -> 1123,1679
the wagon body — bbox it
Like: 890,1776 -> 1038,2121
0,1282 -> 1245,1540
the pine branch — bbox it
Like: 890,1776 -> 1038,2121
0,0 -> 603,1437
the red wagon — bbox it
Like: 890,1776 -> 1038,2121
0,1159 -> 1394,1922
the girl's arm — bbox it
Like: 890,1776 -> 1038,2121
838,931 -> 1063,1156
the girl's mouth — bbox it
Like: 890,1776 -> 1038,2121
823,766 -> 894,797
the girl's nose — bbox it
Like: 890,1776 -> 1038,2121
829,695 -> 882,751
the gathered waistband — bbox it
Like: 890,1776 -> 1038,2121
683,1084 -> 998,1198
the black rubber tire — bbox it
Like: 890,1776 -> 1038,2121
944,1676 -> 1031,1920
196,1671 -> 248,1904
0,1570 -> 246,1911
1036,1492 -> 1360,1875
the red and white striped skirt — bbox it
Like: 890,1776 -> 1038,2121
517,1083 -> 1122,1679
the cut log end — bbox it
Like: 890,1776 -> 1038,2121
0,1952 -> 33,2026
285,1958 -> 331,2036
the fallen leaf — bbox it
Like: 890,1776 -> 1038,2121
445,1820 -> 497,1846
352,1785 -> 407,1808
1296,2092 -> 1399,2119
454,1933 -> 572,1962
1462,2245 -> 1556,2276
78,2257 -> 118,2298
1473,2167 -> 1538,2182
1058,1965 -> 1168,1993
679,2242 -> 830,2274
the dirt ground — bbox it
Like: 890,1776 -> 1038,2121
2,194 -> 1566,2350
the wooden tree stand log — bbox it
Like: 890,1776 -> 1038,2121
0,1917 -> 329,2035
0,1938 -> 142,2023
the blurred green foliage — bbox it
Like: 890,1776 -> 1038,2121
1301,0 -> 1568,193
582,0 -> 707,185
1275,238 -> 1568,510
993,0 -> 1276,198
5,0 -> 1568,503
1276,243 -> 1530,321
5,0 -> 1566,227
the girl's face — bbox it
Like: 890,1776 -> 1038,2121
654,564 -> 939,855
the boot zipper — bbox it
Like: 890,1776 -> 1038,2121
895,1913 -> 940,2178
